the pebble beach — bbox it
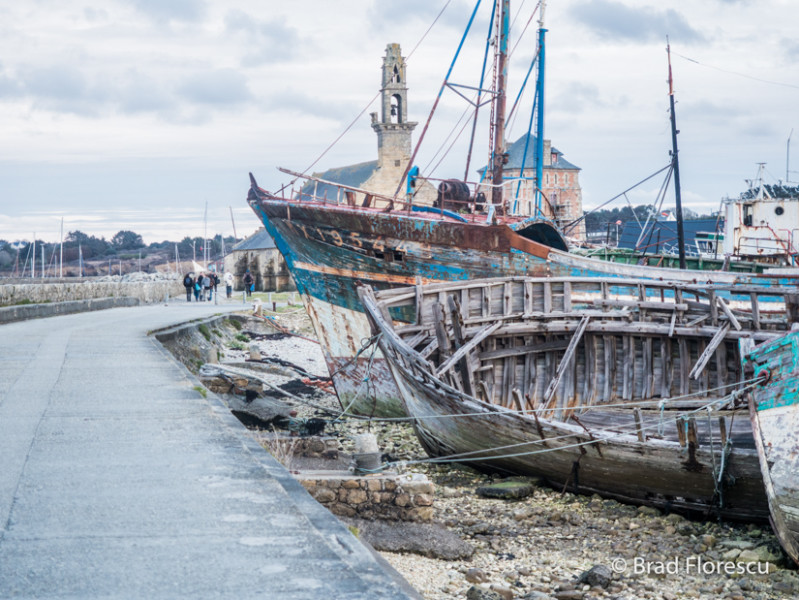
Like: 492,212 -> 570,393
229,308 -> 798,600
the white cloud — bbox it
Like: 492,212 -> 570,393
0,0 -> 796,245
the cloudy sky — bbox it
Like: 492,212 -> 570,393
1,0 -> 797,244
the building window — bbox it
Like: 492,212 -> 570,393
743,204 -> 753,226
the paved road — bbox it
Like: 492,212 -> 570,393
0,303 -> 415,599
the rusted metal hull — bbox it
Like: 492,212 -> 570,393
745,331 -> 799,565
357,277 -> 799,520
247,186 -> 799,416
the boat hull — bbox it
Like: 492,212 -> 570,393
249,194 -> 799,416
382,328 -> 768,520
745,331 -> 799,566
355,278 -> 795,520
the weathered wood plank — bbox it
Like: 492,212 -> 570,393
689,323 -> 731,380
435,322 -> 502,377
543,316 -> 590,405
432,301 -> 451,362
716,296 -> 742,331
476,338 -> 570,361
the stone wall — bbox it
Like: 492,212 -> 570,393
0,279 -> 185,324
0,278 -> 183,307
223,249 -> 295,293
299,473 -> 434,522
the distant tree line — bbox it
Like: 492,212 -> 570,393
0,230 -> 238,273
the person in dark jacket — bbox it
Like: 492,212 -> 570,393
183,273 -> 194,302
243,269 -> 254,299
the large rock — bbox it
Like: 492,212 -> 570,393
341,517 -> 473,560
466,586 -> 504,600
577,564 -> 612,589
476,479 -> 536,500
227,395 -> 292,428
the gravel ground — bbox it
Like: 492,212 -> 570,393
227,308 -> 798,600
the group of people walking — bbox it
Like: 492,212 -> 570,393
183,270 -> 249,302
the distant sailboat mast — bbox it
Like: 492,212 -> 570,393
534,0 -> 547,217
667,39 -> 687,270
490,0 -> 510,211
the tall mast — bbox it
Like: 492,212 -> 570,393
490,0 -> 510,210
667,39 -> 686,270
534,1 -> 547,217
59,218 -> 63,278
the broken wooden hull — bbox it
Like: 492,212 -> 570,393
744,330 -> 799,565
248,182 -> 799,417
358,277 -> 799,520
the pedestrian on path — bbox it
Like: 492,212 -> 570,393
183,273 -> 194,302
243,269 -> 254,300
224,271 -> 233,299
203,273 -> 212,301
193,278 -> 202,301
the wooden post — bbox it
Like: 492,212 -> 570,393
633,407 -> 645,443
447,294 -> 474,397
432,301 -> 451,362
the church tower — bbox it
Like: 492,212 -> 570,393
371,43 -> 417,169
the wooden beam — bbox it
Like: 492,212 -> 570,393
542,316 -> 590,405
432,301 -> 451,361
689,323 -> 731,379
448,294 -> 474,397
716,296 -> 742,331
435,322 -> 502,377
477,338 -> 570,361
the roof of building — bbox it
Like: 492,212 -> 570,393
231,228 -> 278,252
618,218 -> 723,254
298,160 -> 379,201
479,134 -> 580,175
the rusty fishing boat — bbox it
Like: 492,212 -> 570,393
358,276 -> 799,521
247,0 -> 799,418
743,329 -> 799,565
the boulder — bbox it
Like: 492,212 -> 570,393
476,479 -> 535,499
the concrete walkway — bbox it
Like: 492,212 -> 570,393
0,302 -> 415,599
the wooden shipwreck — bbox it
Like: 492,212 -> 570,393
743,329 -> 799,566
359,276 -> 799,521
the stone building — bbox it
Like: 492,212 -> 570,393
223,229 -> 295,292
480,135 -> 585,240
300,43 -> 437,206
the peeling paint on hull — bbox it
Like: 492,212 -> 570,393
745,331 -> 799,565
248,192 -> 799,416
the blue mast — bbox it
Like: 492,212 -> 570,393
534,1 -> 547,217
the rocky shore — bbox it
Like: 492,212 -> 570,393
220,308 -> 798,600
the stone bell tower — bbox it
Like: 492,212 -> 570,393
371,43 -> 417,169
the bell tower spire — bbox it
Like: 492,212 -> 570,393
372,43 -> 417,169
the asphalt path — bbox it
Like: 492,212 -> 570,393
0,302 -> 414,599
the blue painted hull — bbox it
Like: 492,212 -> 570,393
248,193 -> 799,416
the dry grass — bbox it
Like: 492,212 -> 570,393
260,427 -> 299,470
